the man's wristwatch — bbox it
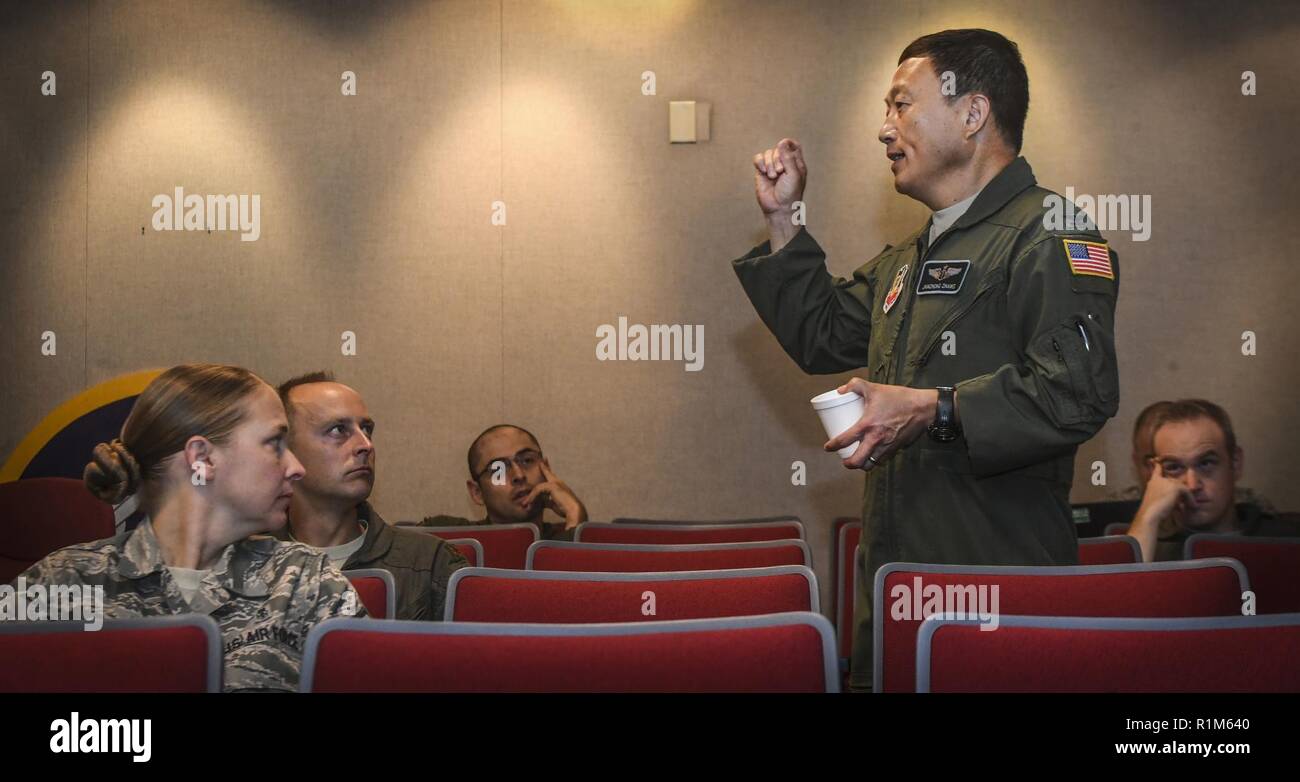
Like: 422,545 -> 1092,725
928,386 -> 962,443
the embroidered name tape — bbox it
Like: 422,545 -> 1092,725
1062,239 -> 1113,280
916,260 -> 970,295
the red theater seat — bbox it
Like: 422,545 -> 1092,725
1185,535 -> 1300,613
444,538 -> 483,567
1077,535 -> 1141,565
407,523 -> 538,569
0,616 -> 221,692
834,520 -> 862,670
575,520 -> 804,544
610,515 -> 801,525
299,612 -> 839,692
527,540 -> 811,572
344,568 -> 395,619
874,559 -> 1249,693
444,565 -> 818,622
917,613 -> 1300,692
0,478 -> 116,583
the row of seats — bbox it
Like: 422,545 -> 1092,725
8,478 -> 1293,611
830,519 -> 1300,672
9,605 -> 1299,693
345,563 -> 819,622
304,609 -> 1300,692
4,480 -> 1299,692
0,612 -> 842,693
403,518 -> 807,570
342,556 -> 1293,692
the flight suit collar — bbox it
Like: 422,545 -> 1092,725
910,157 -> 1037,260
950,156 -> 1037,232
344,501 -> 395,568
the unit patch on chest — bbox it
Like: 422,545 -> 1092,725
883,264 -> 910,314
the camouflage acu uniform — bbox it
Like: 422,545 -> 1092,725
14,519 -> 366,692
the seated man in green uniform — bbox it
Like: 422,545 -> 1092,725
1112,399 -> 1275,513
732,29 -> 1120,690
1123,399 -> 1297,562
275,371 -> 467,620
420,424 -> 588,542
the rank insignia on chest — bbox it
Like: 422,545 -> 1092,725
916,259 -> 971,295
883,264 -> 909,314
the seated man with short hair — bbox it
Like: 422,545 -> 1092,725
1112,399 -> 1274,512
276,371 -> 467,620
1124,399 -> 1297,562
420,424 -> 588,541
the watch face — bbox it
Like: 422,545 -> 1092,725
929,426 -> 958,442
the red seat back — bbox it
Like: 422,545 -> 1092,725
409,524 -> 538,569
0,616 -> 221,692
444,538 -> 482,567
875,560 -> 1248,693
610,515 -> 800,525
0,478 -> 116,582
446,565 -> 817,622
1102,521 -> 1130,537
918,614 -> 1300,692
343,569 -> 394,619
300,613 -> 838,692
1077,535 -> 1141,565
575,521 -> 803,544
835,521 -> 862,665
527,540 -> 811,572
1186,535 -> 1300,613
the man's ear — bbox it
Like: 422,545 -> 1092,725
1231,447 -> 1244,482
964,93 -> 992,140
183,436 -> 215,486
467,478 -> 484,507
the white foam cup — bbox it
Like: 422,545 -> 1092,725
811,389 -> 865,459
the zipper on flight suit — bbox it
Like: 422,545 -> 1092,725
877,227 -> 952,561
894,223 -> 976,375
912,284 -> 996,369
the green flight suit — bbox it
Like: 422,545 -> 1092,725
731,157 -> 1120,691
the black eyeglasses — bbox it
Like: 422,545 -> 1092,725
473,449 -> 542,482
1147,454 -> 1222,481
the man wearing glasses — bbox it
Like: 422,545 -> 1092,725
421,424 -> 589,541
1124,399 -> 1297,562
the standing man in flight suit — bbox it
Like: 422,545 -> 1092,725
731,29 -> 1121,691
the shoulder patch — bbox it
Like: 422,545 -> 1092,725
1062,239 -> 1113,280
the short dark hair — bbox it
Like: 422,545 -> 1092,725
1132,400 -> 1175,454
468,424 -> 542,479
276,370 -> 336,420
1150,399 -> 1238,457
898,28 -> 1029,154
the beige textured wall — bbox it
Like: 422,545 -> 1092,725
3,0 -> 1297,614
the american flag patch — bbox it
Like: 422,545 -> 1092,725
1062,239 -> 1114,280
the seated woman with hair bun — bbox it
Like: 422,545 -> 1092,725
16,362 -> 367,692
